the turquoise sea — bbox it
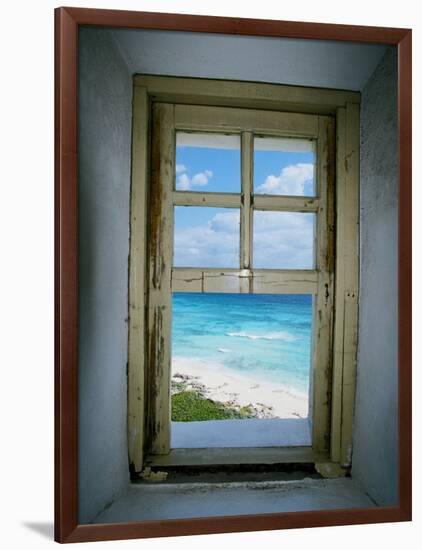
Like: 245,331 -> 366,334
172,293 -> 313,394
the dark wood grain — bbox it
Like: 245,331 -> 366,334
54,7 -> 78,543
397,30 -> 412,520
65,506 -> 403,543
54,6 -> 412,543
62,6 -> 409,43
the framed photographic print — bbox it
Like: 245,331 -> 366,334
55,6 -> 412,543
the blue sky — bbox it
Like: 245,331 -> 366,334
174,133 -> 315,269
176,148 -> 240,193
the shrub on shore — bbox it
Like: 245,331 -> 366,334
171,389 -> 255,422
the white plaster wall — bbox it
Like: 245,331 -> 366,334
352,47 -> 398,506
110,29 -> 387,92
78,28 -> 132,523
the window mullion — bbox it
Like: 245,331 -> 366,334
240,131 -> 253,273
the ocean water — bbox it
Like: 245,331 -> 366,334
172,293 -> 313,395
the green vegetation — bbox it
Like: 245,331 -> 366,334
171,390 -> 255,422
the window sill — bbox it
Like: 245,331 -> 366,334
145,446 -> 327,468
91,478 -> 376,524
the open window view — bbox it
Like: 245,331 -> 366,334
169,123 -> 321,449
171,293 -> 312,421
171,292 -> 313,449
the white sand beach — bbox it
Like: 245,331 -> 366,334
172,356 -> 309,419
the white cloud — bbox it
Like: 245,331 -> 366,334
191,170 -> 213,186
209,211 -> 240,232
253,211 -> 314,268
177,173 -> 191,190
176,164 -> 187,174
174,209 -> 314,269
176,166 -> 213,190
174,210 -> 240,268
256,163 -> 314,196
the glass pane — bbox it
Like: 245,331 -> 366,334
171,293 -> 312,423
253,211 -> 315,269
175,132 -> 241,193
174,206 -> 240,268
254,136 -> 316,196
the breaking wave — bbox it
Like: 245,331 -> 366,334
226,331 -> 295,342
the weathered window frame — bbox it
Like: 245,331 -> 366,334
128,75 -> 359,476
148,104 -> 332,460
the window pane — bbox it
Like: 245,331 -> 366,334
171,293 -> 312,426
175,132 -> 241,193
174,206 -> 240,268
254,136 -> 316,196
253,211 -> 315,269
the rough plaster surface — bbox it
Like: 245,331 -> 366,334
352,47 -> 398,506
78,28 -> 132,523
110,28 -> 387,91
93,478 -> 375,523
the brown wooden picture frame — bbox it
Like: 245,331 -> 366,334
55,6 -> 412,543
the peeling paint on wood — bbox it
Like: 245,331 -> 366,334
127,86 -> 149,473
253,195 -> 319,212
171,268 -> 319,295
330,104 -> 360,467
311,116 -> 336,455
134,75 -> 360,115
134,87 -> 359,470
175,104 -> 320,137
146,447 -> 328,467
173,191 -> 240,208
139,467 -> 168,482
339,103 -> 360,467
315,462 -> 347,479
240,131 -> 253,271
146,103 -> 174,455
